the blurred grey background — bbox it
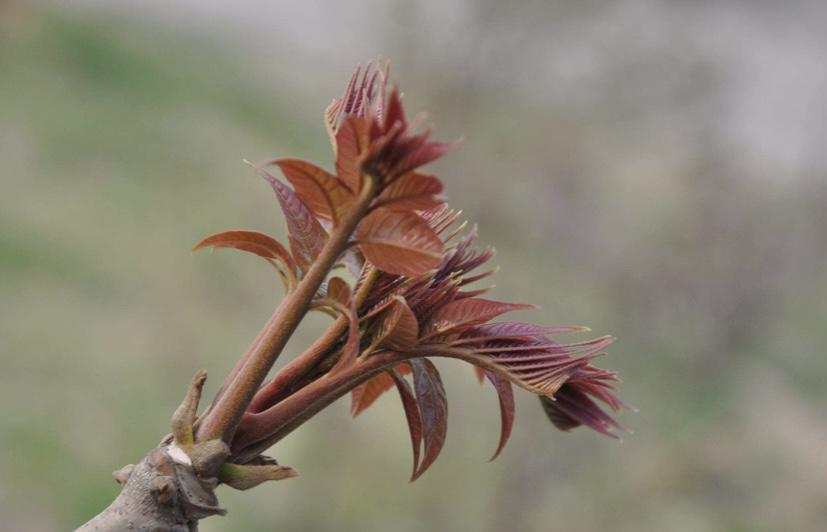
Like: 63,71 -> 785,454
2,1 -> 826,531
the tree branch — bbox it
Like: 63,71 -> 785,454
195,177 -> 379,443
247,265 -> 379,412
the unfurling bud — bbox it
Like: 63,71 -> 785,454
219,463 -> 299,491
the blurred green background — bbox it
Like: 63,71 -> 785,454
2,1 -> 826,531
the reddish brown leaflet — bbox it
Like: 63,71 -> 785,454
193,61 -> 625,482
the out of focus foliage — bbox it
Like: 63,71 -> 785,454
1,2 -> 826,531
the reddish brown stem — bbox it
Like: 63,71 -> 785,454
232,351 -> 402,462
248,266 -> 379,412
247,319 -> 345,412
196,178 -> 379,443
199,311 -> 279,420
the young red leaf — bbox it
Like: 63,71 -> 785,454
389,368 -> 423,481
374,296 -> 419,351
351,372 -> 394,418
467,322 -> 590,340
426,299 -> 536,337
326,276 -> 352,306
391,138 -> 462,181
484,370 -> 515,461
192,230 -> 296,277
309,294 -> 361,372
375,172 -> 445,212
350,364 -> 412,417
486,345 -> 593,396
272,159 -> 353,224
539,395 -> 580,432
356,209 -> 443,277
382,86 -> 406,132
472,336 -> 614,359
336,116 -> 370,193
410,359 -> 448,481
424,205 -> 463,237
540,381 -> 624,438
325,97 -> 344,150
328,62 -> 384,140
420,336 -> 598,397
261,168 -> 329,274
338,303 -> 361,368
314,280 -> 359,371
325,61 -> 377,150
411,139 -> 460,172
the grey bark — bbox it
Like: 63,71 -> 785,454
75,369 -> 297,529
76,445 -> 226,532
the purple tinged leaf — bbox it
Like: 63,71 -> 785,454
423,338 -> 593,397
484,370 -> 515,462
260,168 -> 329,275
468,322 -> 590,339
540,395 -> 581,432
388,367 -> 423,481
272,159 -> 354,224
540,383 -> 623,438
472,336 -> 614,355
409,359 -> 448,481
426,299 -> 536,338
